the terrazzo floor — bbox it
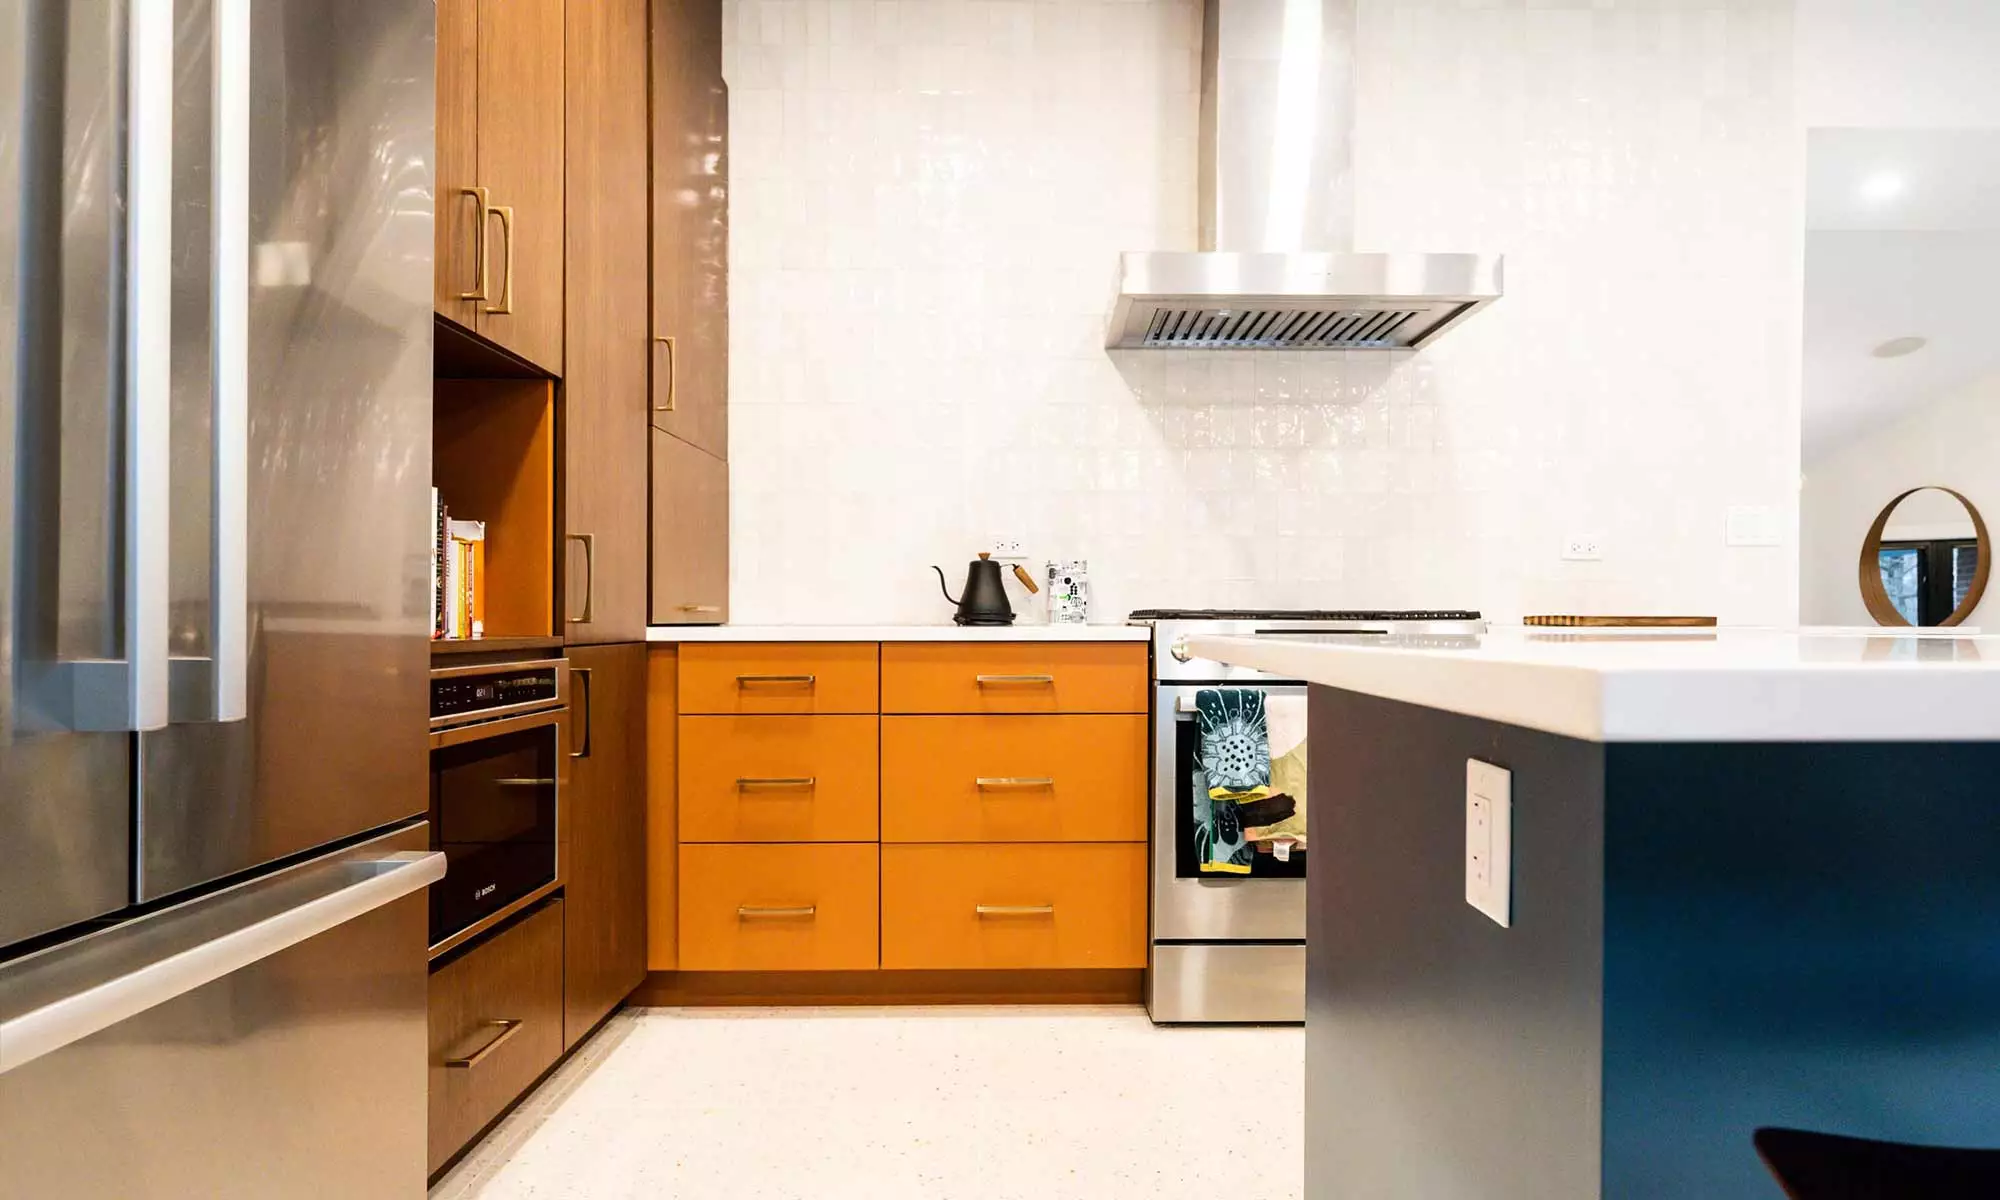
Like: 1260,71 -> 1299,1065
431,1005 -> 1303,1200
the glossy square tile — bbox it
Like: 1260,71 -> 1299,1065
725,0 -> 1799,625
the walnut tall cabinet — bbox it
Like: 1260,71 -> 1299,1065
427,0 -> 729,1178
435,0 -> 565,373
650,0 -> 731,624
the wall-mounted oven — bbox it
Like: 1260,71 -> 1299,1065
428,658 -> 568,957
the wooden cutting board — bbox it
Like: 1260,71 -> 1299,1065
1523,615 -> 1718,628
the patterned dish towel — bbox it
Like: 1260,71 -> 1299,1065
1194,689 -> 1297,873
1247,694 -> 1307,858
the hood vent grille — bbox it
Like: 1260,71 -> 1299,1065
1145,306 -> 1424,349
1106,253 -> 1500,352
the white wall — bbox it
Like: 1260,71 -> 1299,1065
1801,372 -> 2000,627
724,0 -> 1801,625
1798,0 -> 2000,128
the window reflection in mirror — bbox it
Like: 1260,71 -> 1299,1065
1866,487 -> 1984,626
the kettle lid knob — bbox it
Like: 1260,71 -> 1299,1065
977,552 -> 991,560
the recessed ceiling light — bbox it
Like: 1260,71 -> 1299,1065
1859,171 -> 1905,203
1872,335 -> 1928,358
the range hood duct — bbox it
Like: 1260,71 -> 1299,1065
1106,0 -> 1502,351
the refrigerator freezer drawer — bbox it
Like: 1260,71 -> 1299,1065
0,826 -> 438,1198
1148,942 -> 1306,1024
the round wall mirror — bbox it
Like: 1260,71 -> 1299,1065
1858,487 -> 1989,627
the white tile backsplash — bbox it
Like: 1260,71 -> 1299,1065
725,0 -> 1801,626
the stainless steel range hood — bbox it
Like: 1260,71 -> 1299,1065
1106,0 -> 1502,352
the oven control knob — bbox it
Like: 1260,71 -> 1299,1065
1169,635 -> 1193,663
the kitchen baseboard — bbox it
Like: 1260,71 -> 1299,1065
629,969 -> 1144,1008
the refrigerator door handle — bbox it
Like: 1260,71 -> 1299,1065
13,0 -> 172,733
169,0 -> 250,725
0,851 -> 443,1077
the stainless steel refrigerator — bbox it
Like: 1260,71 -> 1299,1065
0,0 -> 439,1194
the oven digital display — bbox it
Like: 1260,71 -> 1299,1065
431,668 -> 558,719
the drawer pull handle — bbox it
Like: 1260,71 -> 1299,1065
736,777 -> 816,790
678,604 -> 723,614
975,904 -> 1055,917
736,674 -> 816,686
737,905 -> 816,919
444,1018 -> 522,1069
494,777 -> 558,788
975,674 -> 1055,686
975,777 -> 1055,789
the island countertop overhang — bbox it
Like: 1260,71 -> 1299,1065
1180,627 -> 2000,743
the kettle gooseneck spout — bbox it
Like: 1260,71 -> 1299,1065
931,565 -> 959,606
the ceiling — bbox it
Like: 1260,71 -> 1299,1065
1804,129 -> 2000,462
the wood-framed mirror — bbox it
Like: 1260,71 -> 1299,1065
1858,486 -> 1990,626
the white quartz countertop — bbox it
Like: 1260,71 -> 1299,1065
646,623 -> 1152,643
1182,626 -> 2000,743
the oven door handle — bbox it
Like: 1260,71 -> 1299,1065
1169,686 -> 1309,714
429,706 -> 565,749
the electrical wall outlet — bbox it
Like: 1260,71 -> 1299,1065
1560,535 -> 1602,562
1466,759 -> 1512,928
989,534 -> 1026,561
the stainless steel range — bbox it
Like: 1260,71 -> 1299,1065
1133,609 -> 1487,1023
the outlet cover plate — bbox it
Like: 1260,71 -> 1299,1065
1466,759 -> 1512,928
1560,535 -> 1602,562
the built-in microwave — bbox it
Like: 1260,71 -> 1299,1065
428,658 -> 568,956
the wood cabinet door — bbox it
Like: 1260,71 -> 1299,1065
561,643 -> 649,1049
475,0 -> 565,372
650,430 -> 729,623
435,0 -> 483,327
428,899 -> 565,1175
561,0 -> 648,642
649,0 -> 728,459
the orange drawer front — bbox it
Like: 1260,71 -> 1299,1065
680,716 -> 879,843
679,643 -> 880,715
880,843 -> 1146,970
880,715 -> 1146,843
880,642 -> 1148,715
679,844 -> 879,971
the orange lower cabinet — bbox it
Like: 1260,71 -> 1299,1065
678,843 -> 880,971
880,843 -> 1147,970
679,715 -> 880,842
880,715 -> 1146,842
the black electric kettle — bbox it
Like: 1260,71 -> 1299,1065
933,553 -> 1038,626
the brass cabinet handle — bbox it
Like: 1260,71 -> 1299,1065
975,777 -> 1055,789
735,674 -> 815,686
736,777 -> 816,790
457,186 -> 490,300
975,904 -> 1055,916
570,667 -> 593,759
678,604 -> 722,614
565,533 -> 595,624
737,905 -> 815,919
494,778 -> 558,787
444,1018 -> 522,1069
483,204 -> 514,314
975,674 -> 1055,685
653,335 -> 676,412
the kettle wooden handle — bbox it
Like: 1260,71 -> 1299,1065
1012,564 -> 1040,594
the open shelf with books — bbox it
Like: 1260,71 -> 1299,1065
433,378 -> 557,648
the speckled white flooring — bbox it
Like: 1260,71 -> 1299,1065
431,1006 -> 1303,1200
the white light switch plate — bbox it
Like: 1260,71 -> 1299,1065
1466,759 -> 1512,928
1725,505 -> 1783,547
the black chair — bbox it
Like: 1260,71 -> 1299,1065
1755,1127 -> 2000,1199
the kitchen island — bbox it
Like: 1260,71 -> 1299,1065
1184,627 -> 2000,1200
